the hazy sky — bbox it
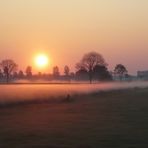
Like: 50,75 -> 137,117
0,0 -> 148,74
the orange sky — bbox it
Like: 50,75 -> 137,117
0,0 -> 148,74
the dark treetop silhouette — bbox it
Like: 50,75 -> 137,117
76,51 -> 107,83
53,66 -> 60,78
64,65 -> 70,76
26,66 -> 32,78
114,64 -> 128,81
0,59 -> 17,83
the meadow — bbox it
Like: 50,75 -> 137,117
0,82 -> 148,147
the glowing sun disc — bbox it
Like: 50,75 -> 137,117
35,54 -> 49,68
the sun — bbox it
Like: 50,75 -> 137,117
35,54 -> 49,68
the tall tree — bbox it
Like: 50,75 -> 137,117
64,65 -> 70,76
0,59 -> 17,83
26,66 -> 32,78
53,66 -> 60,77
76,51 -> 107,83
114,64 -> 128,81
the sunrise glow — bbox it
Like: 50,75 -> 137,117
0,0 -> 148,74
35,54 -> 49,68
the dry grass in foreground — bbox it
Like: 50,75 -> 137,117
0,87 -> 148,148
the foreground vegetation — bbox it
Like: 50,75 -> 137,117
0,87 -> 148,148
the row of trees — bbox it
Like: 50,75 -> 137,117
0,61 -> 33,83
0,51 -> 128,83
0,62 -> 72,81
75,52 -> 128,83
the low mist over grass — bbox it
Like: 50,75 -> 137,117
0,81 -> 148,106
1,83 -> 148,147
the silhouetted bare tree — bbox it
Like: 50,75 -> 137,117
0,59 -> 17,83
76,51 -> 107,83
64,65 -> 70,76
53,66 -> 60,78
114,64 -> 128,81
26,66 -> 32,78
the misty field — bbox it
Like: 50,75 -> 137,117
0,83 -> 148,148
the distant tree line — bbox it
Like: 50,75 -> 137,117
0,51 -> 128,83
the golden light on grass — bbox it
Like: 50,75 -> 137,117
35,54 -> 49,68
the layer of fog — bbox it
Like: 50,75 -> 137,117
0,81 -> 148,105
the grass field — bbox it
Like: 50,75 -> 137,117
0,87 -> 148,148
